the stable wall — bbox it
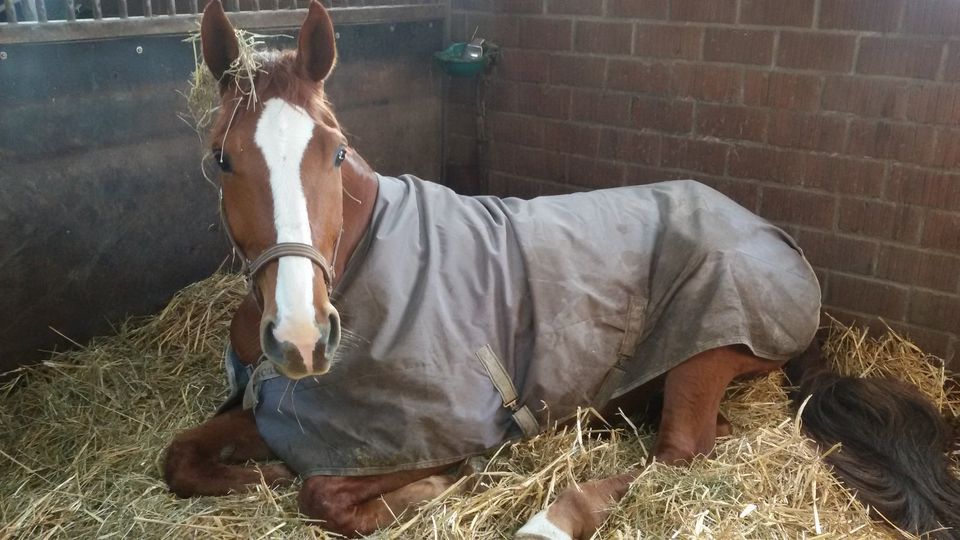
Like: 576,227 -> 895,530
0,17 -> 443,372
446,0 -> 960,366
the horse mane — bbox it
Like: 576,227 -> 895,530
209,49 -> 342,146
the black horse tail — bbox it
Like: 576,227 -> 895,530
783,342 -> 960,539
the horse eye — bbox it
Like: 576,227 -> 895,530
213,149 -> 233,173
334,147 -> 347,167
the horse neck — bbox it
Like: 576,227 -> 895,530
332,150 -> 379,284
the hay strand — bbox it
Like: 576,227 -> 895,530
1,273 -> 957,538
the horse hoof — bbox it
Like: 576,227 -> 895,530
515,510 -> 573,540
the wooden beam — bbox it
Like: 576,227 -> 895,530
0,4 -> 445,44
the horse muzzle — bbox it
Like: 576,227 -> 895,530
259,306 -> 341,378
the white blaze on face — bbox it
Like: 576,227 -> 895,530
254,98 -> 321,370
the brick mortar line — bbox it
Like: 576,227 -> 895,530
789,222 -> 960,258
487,112 -> 954,170
894,0 -> 906,34
489,122 -> 960,182
849,33 -> 862,77
819,303 -> 957,344
452,8 -> 960,41
937,41 -> 950,82
489,79 -> 960,130
879,161 -> 891,201
826,268 -> 960,302
484,44 -> 960,83
482,112 -> 960,181
770,26 -> 780,70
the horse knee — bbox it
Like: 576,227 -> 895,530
299,479 -> 363,537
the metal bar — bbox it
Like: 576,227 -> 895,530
64,0 -> 75,21
228,0 -> 237,11
143,0 -> 151,17
0,4 -> 445,43
5,0 -> 18,23
21,0 -> 37,21
189,0 -> 197,15
272,0 -> 278,10
93,0 -> 102,19
36,0 -> 47,22
251,0 -> 259,11
166,0 -> 174,15
118,0 -> 128,18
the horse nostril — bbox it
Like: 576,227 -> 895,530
326,310 -> 341,352
260,318 -> 284,362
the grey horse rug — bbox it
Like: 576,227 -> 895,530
221,176 -> 821,477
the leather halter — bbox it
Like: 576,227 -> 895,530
219,189 -> 341,300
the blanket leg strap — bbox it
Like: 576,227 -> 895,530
242,360 -> 281,411
476,345 -> 541,438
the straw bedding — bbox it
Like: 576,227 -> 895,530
2,272 -> 957,539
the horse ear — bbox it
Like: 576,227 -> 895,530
296,0 -> 337,82
201,0 -> 240,86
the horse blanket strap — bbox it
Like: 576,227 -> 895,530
248,242 -> 335,294
591,362 -> 626,411
476,345 -> 541,438
591,296 -> 648,409
242,360 -> 281,410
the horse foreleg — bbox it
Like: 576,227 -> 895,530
654,346 -> 779,464
298,462 -> 462,537
515,346 -> 780,540
164,405 -> 294,497
516,471 -> 638,540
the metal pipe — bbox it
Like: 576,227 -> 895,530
36,0 -> 47,21
64,0 -> 75,21
166,0 -> 174,15
228,0 -> 237,11
143,0 -> 151,17
251,0 -> 259,11
118,0 -> 128,18
92,0 -> 101,19
5,0 -> 18,23
188,0 -> 196,14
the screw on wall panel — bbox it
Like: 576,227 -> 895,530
389,25 -> 395,32
428,22 -> 433,28
136,46 -> 143,54
0,51 -> 7,60
335,32 -> 340,40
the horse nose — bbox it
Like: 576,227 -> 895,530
259,310 -> 339,377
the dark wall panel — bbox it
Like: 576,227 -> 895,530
0,19 -> 443,372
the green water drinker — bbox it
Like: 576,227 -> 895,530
435,38 -> 497,77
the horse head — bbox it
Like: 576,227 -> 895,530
201,0 -> 345,378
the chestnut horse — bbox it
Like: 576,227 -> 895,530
164,2 -> 960,538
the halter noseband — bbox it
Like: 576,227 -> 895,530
219,189 -> 341,299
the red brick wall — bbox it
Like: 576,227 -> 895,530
445,0 -> 960,365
